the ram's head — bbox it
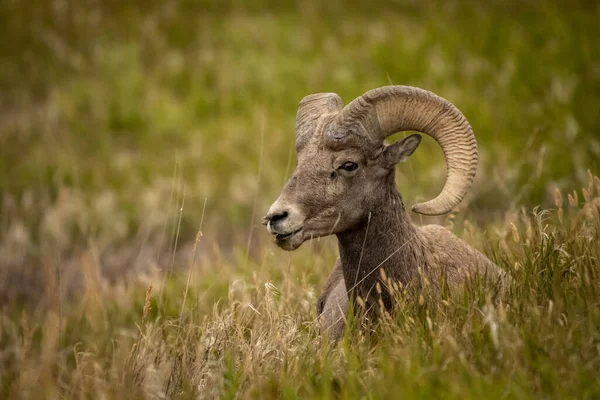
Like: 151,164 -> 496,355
262,86 -> 478,250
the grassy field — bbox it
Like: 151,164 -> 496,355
1,0 -> 599,398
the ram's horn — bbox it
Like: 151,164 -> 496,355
334,85 -> 478,215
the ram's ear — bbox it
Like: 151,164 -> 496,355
382,134 -> 422,168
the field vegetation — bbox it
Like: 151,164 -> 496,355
1,0 -> 599,398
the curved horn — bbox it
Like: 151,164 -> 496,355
296,93 -> 343,150
335,85 -> 478,216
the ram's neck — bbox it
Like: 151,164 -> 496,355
336,186 -> 424,311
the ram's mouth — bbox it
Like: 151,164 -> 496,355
271,227 -> 304,250
274,227 -> 302,241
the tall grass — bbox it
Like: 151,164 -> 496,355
1,174 -> 599,398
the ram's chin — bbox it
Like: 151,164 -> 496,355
274,230 -> 304,251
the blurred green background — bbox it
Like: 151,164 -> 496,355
1,0 -> 598,304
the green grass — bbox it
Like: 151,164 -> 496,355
1,0 -> 599,398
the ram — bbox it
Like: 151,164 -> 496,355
263,86 -> 505,341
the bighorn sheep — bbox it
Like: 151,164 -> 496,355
262,86 -> 504,341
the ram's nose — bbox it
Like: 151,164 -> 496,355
264,201 -> 303,234
264,204 -> 288,231
266,210 -> 289,224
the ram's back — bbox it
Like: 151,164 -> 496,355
419,224 -> 506,291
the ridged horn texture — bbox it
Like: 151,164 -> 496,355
296,93 -> 344,149
335,85 -> 478,216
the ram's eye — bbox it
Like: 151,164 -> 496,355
340,161 -> 358,172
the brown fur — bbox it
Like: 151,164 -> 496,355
314,174 -> 502,340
